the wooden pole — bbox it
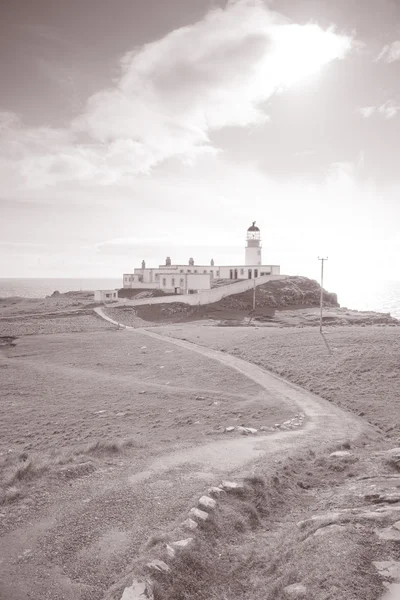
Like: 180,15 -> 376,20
318,257 -> 328,333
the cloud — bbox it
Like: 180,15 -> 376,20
357,100 -> 400,119
0,0 -> 353,190
378,100 -> 400,119
357,106 -> 376,118
375,40 -> 400,63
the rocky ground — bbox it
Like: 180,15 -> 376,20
1,284 -> 400,600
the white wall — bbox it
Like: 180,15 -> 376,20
121,274 -> 286,307
187,273 -> 211,291
245,246 -> 262,265
95,290 -> 118,302
122,281 -> 160,290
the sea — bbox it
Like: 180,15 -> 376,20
0,277 -> 399,319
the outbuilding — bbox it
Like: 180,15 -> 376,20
94,290 -> 118,302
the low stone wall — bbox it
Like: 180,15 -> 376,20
120,275 -> 287,308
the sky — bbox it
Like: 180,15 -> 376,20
1,0 -> 400,298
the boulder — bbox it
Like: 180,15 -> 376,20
376,526 -> 400,542
182,518 -> 198,530
189,507 -> 209,521
225,426 -> 235,433
221,481 -> 243,491
329,451 -> 352,458
208,486 -> 225,497
120,580 -> 147,600
146,559 -> 170,573
283,583 -> 307,598
198,496 -> 216,510
171,538 -> 193,549
313,524 -> 346,537
373,560 -> 400,581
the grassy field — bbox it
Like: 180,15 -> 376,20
158,323 -> 400,438
0,329 -> 296,507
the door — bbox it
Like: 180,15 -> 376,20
254,269 -> 258,278
234,268 -> 238,279
248,269 -> 252,279
230,269 -> 233,279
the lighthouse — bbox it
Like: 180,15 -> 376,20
245,221 -> 262,266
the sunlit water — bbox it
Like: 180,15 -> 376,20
0,277 -> 399,319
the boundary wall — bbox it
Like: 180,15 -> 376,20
119,274 -> 288,307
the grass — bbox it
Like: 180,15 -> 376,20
0,330 -> 293,463
0,436 -> 146,505
161,325 -> 400,438
148,446 -> 383,600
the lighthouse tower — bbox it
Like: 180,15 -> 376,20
245,221 -> 262,266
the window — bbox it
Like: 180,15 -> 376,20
180,278 -> 184,285
194,270 -> 198,273
240,268 -> 244,275
172,278 -> 175,286
155,274 -> 159,281
162,278 -> 166,286
105,293 -> 111,298
203,270 -> 207,274
216,270 -> 220,276
188,270 -> 191,273
180,269 -> 184,274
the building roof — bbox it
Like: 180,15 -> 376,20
247,221 -> 260,232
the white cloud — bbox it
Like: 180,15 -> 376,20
378,100 -> 400,119
375,40 -> 400,63
357,106 -> 376,118
0,0 -> 353,190
357,100 -> 400,120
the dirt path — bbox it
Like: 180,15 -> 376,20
0,315 -> 370,600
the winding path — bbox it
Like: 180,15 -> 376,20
0,312 -> 369,600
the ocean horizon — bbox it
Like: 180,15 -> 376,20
0,277 -> 399,319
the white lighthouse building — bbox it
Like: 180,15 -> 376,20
245,221 -> 262,266
123,222 -> 280,294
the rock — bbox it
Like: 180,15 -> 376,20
166,544 -> 175,558
182,518 -> 198,530
329,451 -> 352,458
393,521 -> 400,531
373,560 -> 400,581
189,507 -> 209,521
196,396 -> 205,401
260,426 -> 273,431
387,448 -> 400,458
297,513 -> 342,529
171,538 -> 193,549
221,481 -> 243,492
139,391 -> 146,394
283,583 -> 307,597
146,559 -> 170,573
236,426 -> 257,434
376,526 -> 400,542
208,487 -> 225,497
198,496 -> 216,510
313,524 -> 346,537
120,580 -> 147,600
225,426 -> 235,433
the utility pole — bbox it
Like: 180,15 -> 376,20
318,257 -> 328,333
